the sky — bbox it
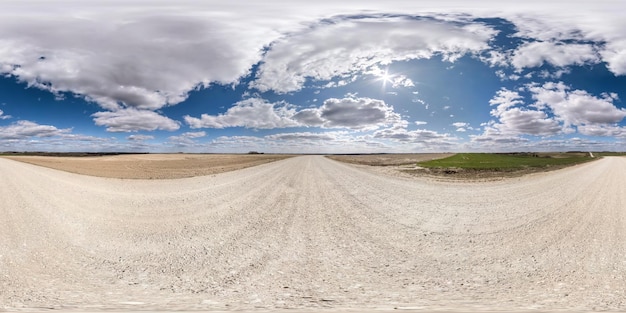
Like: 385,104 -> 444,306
1,1 -> 626,153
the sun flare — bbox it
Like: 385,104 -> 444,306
377,69 -> 394,88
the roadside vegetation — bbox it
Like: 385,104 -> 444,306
595,152 -> 626,157
417,152 -> 594,171
414,152 -> 597,179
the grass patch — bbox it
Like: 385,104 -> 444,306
417,152 -> 594,172
595,152 -> 626,157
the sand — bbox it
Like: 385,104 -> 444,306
1,155 -> 625,312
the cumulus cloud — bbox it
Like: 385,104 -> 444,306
186,96 -> 403,131
265,132 -> 337,141
577,124 -> 626,137
0,7 -> 282,112
0,2 -> 293,134
470,133 -> 530,146
478,83 -> 626,143
601,40 -> 626,75
251,15 -> 496,93
506,13 -> 626,76
2,1 -> 626,147
0,120 -> 70,139
297,97 -> 403,130
167,131 -> 207,146
390,75 -> 415,88
452,122 -> 471,132
127,134 -> 155,141
211,135 -> 264,146
184,98 -> 299,129
0,109 -> 11,120
494,108 -> 562,136
510,41 -> 599,71
92,109 -> 180,132
373,124 -> 456,147
529,82 -> 626,126
209,131 -> 390,154
484,88 -> 563,136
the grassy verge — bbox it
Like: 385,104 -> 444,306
595,152 -> 626,157
413,153 -> 596,179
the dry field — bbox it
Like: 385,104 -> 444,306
2,154 -> 294,179
326,153 -> 452,166
1,155 -> 625,312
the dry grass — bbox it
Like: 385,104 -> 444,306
326,153 -> 453,166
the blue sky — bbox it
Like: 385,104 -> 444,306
1,1 -> 626,153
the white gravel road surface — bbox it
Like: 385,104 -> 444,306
1,156 -> 625,311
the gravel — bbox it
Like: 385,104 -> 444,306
1,155 -> 625,311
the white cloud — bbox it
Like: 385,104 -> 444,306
0,6 -> 285,112
208,132 -> 392,154
0,109 -> 11,120
211,135 -> 264,146
601,40 -> 626,75
390,75 -> 415,88
373,125 -> 456,147
92,108 -> 180,132
489,88 -> 525,115
2,1 -> 626,146
0,120 -> 70,139
167,131 -> 207,146
183,131 -> 206,139
251,15 -> 496,93
184,98 -> 299,129
495,108 -> 562,136
484,88 -> 562,137
298,97 -> 403,130
452,122 -> 472,132
481,50 -> 509,67
265,132 -> 338,141
470,133 -> 529,146
577,124 -> 626,137
529,82 -> 626,126
187,96 -> 403,131
510,41 -> 599,71
127,134 -> 155,141
505,13 -> 626,76
414,121 -> 428,125
479,84 -> 626,142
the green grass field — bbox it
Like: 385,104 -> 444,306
417,153 -> 594,171
595,152 -> 626,157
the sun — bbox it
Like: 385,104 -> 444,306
381,72 -> 392,82
377,69 -> 394,88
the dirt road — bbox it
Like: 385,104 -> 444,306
1,156 -> 625,311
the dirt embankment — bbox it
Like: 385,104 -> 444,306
1,156 -> 625,311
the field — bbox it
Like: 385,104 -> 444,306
414,152 -> 595,179
326,153 -> 452,166
1,154 -> 626,311
417,152 -> 593,170
2,153 -> 294,179
328,152 -> 596,180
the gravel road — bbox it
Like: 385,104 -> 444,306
1,156 -> 625,311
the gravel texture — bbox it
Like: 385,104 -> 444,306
1,155 -> 625,312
